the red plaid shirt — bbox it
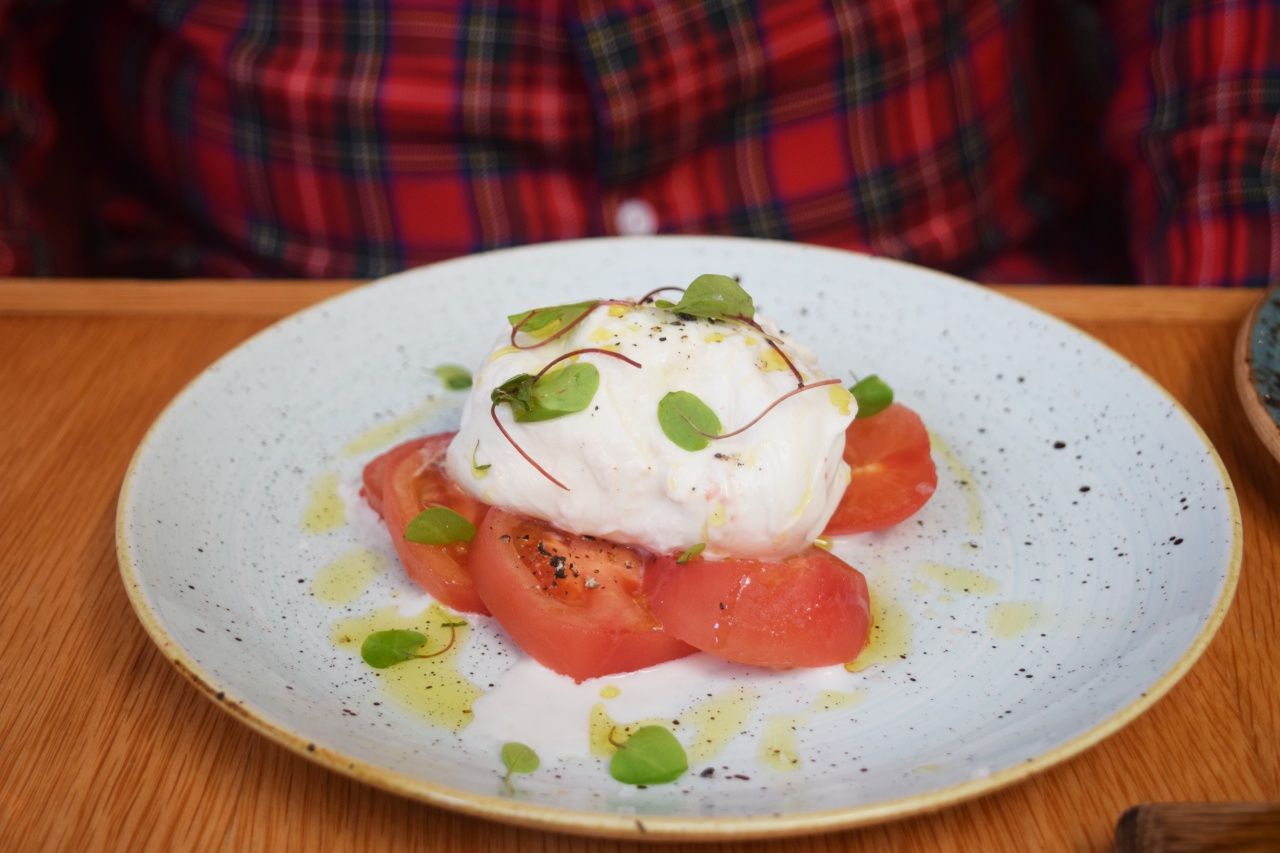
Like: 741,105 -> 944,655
2,1 -> 1277,285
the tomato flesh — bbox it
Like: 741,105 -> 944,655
824,403 -> 937,535
373,433 -> 490,614
468,508 -> 695,681
360,437 -> 426,519
366,399 -> 932,676
643,548 -> 870,668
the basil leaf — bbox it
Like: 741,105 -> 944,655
658,391 -> 721,451
434,364 -> 472,390
676,543 -> 705,564
851,375 -> 894,419
669,274 -> 754,320
491,374 -> 537,416
508,301 -> 597,340
361,629 -> 426,668
404,506 -> 476,545
609,725 -> 688,786
515,363 -> 600,423
501,742 -> 540,776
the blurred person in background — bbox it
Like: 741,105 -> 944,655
1,1 -> 1276,285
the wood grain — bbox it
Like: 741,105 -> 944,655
2,284 -> 1278,852
0,279 -> 1263,323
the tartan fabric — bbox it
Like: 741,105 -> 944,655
0,0 -> 1276,285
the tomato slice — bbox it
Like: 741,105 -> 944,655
824,403 -> 937,535
643,548 -> 870,668
468,508 -> 695,681
375,433 -> 491,614
360,437 -> 427,519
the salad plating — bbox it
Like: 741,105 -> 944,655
356,274 -> 938,783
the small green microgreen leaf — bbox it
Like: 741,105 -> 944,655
850,374 -> 894,419
609,725 -> 688,786
501,742 -> 540,776
653,298 -> 675,309
360,630 -> 427,668
658,391 -> 721,451
669,274 -> 754,320
491,373 -> 537,416
516,363 -> 600,423
508,301 -> 597,340
499,741 -> 540,793
676,543 -> 705,564
471,441 -> 491,479
434,363 -> 472,390
404,506 -> 476,545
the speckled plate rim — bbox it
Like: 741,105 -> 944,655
1234,285 -> 1280,465
116,236 -> 1243,841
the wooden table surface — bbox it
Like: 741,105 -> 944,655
2,281 -> 1277,852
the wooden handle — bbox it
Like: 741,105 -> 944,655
1116,803 -> 1280,852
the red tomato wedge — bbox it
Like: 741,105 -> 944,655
824,403 -> 937,535
468,508 -> 696,682
643,548 -> 871,668
373,433 -> 491,614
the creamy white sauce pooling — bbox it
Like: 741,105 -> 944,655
444,301 -> 853,559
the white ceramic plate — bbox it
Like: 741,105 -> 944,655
118,237 -> 1240,840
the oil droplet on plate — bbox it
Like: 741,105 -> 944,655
759,690 -> 865,771
811,689 -> 866,712
312,548 -> 385,605
759,714 -> 805,771
987,601 -> 1044,638
599,685 -> 620,699
332,604 -> 481,731
587,703 -> 670,758
929,432 -> 983,534
302,472 -> 346,533
684,687 -> 757,763
341,395 -> 452,457
587,687 -> 758,762
846,586 -> 911,672
917,561 -> 1000,595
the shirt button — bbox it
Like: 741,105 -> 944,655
614,198 -> 658,236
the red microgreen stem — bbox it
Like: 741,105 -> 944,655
607,726 -> 626,749
491,403 -> 570,490
494,348 -> 644,491
533,346 -> 642,380
416,623 -> 459,659
694,378 -> 842,441
510,301 -> 602,350
637,285 -> 686,304
733,315 -> 804,387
